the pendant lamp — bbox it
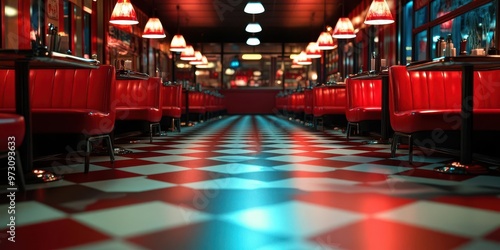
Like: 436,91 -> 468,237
110,0 -> 138,25
332,17 -> 356,39
305,42 -> 322,58
317,31 -> 335,50
244,2 -> 265,14
246,37 -> 260,46
180,45 -> 196,61
170,5 -> 186,52
296,51 -> 312,65
364,0 -> 395,25
143,18 -> 166,38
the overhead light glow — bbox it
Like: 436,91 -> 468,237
245,22 -> 262,33
242,54 -> 262,60
5,6 -> 18,17
246,37 -> 260,46
244,2 -> 265,14
109,0 -> 139,25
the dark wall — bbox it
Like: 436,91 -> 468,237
221,89 -> 280,114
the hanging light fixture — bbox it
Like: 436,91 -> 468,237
189,51 -> 205,65
317,30 -> 335,50
142,1 -> 165,39
364,0 -> 395,25
110,0 -> 138,25
246,37 -> 260,46
316,0 -> 334,50
333,1 -> 356,39
296,51 -> 312,65
332,17 -> 356,39
180,45 -> 196,60
170,5 -> 186,52
244,2 -> 265,14
305,42 -> 322,58
245,22 -> 262,33
142,17 -> 166,38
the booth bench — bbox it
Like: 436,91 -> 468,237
389,65 -> 500,163
114,76 -> 163,142
0,65 -> 116,173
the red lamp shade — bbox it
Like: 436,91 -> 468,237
170,34 -> 187,52
364,0 -> 395,25
305,42 -> 322,58
142,17 -> 166,38
317,32 -> 335,50
110,0 -> 139,25
296,51 -> 312,65
180,45 -> 196,60
189,51 -> 204,65
332,17 -> 356,39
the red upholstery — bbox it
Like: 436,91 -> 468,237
205,92 -> 225,116
115,77 -> 163,123
182,91 -> 207,120
0,114 -> 25,152
291,91 -> 305,114
312,85 -> 346,117
304,88 -> 313,116
162,84 -> 182,118
345,78 -> 382,122
0,66 -> 116,135
389,65 -> 500,134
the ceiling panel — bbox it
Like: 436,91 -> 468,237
133,0 -> 363,44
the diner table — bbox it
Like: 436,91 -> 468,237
349,71 -> 391,144
0,48 -> 99,183
407,55 -> 500,174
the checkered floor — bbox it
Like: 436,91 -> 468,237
1,115 -> 500,250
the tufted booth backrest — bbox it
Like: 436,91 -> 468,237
345,78 -> 382,109
304,88 -> 313,115
0,65 -> 116,113
389,65 -> 500,114
115,77 -> 162,109
291,91 -> 304,113
162,84 -> 182,110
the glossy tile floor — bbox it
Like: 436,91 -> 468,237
1,115 -> 500,250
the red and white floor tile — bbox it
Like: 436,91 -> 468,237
1,115 -> 500,250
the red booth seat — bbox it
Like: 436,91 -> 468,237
275,93 -> 286,114
389,65 -> 500,162
0,65 -> 116,173
162,84 -> 182,132
205,92 -> 225,119
312,85 -> 346,129
345,78 -> 382,139
183,91 -> 207,122
115,77 -> 163,142
291,91 -> 305,118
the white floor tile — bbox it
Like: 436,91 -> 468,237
72,201 -> 211,237
0,201 -> 66,227
375,200 -> 500,238
222,201 -> 364,237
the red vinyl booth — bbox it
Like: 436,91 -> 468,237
115,77 -> 163,142
389,65 -> 500,163
345,78 -> 382,140
312,85 -> 346,129
162,84 -> 182,132
0,65 -> 116,173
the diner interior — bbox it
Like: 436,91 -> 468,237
1,0 -> 500,249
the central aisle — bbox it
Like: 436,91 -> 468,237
1,115 -> 500,250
